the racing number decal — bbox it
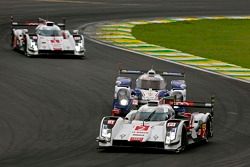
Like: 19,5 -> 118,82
130,125 -> 150,142
134,125 -> 150,131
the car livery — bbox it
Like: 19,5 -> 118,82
112,68 -> 186,116
97,96 -> 215,153
11,17 -> 85,57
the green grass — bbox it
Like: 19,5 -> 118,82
132,19 -> 250,68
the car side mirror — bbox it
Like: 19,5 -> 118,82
73,30 -> 79,35
23,29 -> 28,33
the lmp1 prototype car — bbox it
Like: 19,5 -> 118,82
112,69 -> 186,116
97,97 -> 214,153
11,17 -> 85,57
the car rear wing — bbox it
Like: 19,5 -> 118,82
119,69 -> 185,77
161,96 -> 215,115
11,16 -> 66,30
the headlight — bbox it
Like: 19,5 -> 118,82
180,84 -> 186,89
117,88 -> 130,106
101,128 -> 111,139
29,41 -> 38,51
170,128 -> 176,140
166,128 -> 176,144
120,99 -> 128,106
171,92 -> 183,101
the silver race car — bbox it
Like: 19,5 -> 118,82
112,68 -> 186,116
11,17 -> 85,57
97,97 -> 214,153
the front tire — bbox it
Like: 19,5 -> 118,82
175,127 -> 187,153
24,40 -> 33,58
11,33 -> 17,50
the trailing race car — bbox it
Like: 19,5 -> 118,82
112,68 -> 186,116
97,96 -> 214,153
11,17 -> 85,57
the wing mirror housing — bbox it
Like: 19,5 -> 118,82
73,30 -> 79,35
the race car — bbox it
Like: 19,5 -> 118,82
10,17 -> 85,57
112,68 -> 186,116
97,96 -> 214,153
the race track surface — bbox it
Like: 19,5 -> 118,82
0,0 -> 249,166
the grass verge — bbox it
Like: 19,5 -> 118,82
132,19 -> 250,68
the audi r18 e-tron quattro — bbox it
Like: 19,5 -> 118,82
97,96 -> 214,153
11,17 -> 85,57
112,68 -> 186,116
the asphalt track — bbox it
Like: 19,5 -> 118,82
0,0 -> 249,167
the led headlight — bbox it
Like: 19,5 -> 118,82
166,135 -> 171,144
117,88 -> 130,106
180,83 -> 186,89
101,128 -> 111,139
75,44 -> 84,52
170,128 -> 177,140
75,45 -> 81,52
171,91 -> 183,102
28,42 -> 38,52
120,99 -> 128,106
165,128 -> 177,144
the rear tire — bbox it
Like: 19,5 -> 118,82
202,118 -> 213,143
11,33 -> 17,50
207,118 -> 213,138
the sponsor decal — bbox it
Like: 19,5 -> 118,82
120,134 -> 126,139
74,36 -> 81,40
50,39 -> 62,50
50,39 -> 60,43
175,102 -> 194,106
107,120 -> 116,125
167,122 -> 176,127
27,23 -> 39,26
153,135 -> 159,141
201,123 -> 207,138
132,134 -> 144,136
129,137 -> 143,142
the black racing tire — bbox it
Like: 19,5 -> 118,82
175,127 -> 188,153
24,46 -> 32,58
11,32 -> 16,50
24,44 -> 29,57
24,37 -> 33,58
202,118 -> 213,144
207,117 -> 213,138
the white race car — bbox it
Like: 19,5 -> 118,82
11,17 -> 85,57
97,97 -> 214,153
112,68 -> 186,116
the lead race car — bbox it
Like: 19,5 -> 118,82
11,17 -> 85,57
97,96 -> 214,153
112,68 -> 186,116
